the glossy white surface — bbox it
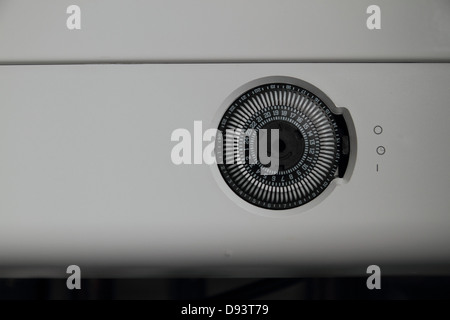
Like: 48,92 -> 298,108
0,0 -> 449,63
0,64 -> 449,276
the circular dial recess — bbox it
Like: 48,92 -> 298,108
216,81 -> 349,210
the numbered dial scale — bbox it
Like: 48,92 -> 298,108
216,80 -> 351,210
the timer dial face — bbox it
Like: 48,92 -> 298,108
216,82 -> 345,210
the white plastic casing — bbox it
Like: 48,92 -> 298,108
0,1 -> 449,277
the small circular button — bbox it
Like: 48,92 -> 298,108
374,125 -> 383,135
376,146 -> 386,155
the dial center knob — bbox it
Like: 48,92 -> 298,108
260,120 -> 305,171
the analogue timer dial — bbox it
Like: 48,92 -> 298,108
216,80 -> 351,210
